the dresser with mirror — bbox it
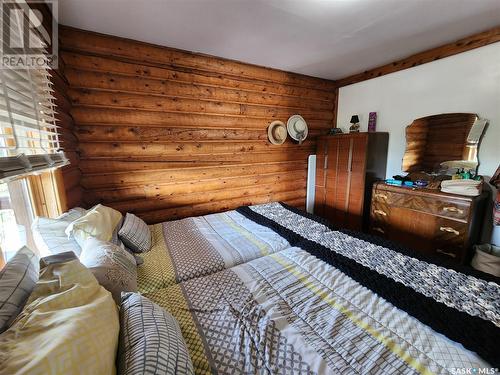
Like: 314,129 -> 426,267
369,113 -> 489,265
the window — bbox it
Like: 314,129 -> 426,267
0,178 -> 35,263
0,1 -> 68,266
0,0 -> 67,181
0,168 -> 66,265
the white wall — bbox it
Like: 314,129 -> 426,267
337,42 -> 500,244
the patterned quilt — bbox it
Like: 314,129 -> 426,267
137,209 -> 291,293
143,202 -> 499,374
144,247 -> 493,374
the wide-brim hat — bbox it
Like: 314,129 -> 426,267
287,115 -> 308,143
268,120 -> 287,145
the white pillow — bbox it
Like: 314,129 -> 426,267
57,207 -> 87,221
31,208 -> 86,257
65,204 -> 123,247
80,237 -> 137,303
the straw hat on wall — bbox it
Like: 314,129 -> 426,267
287,115 -> 308,144
267,120 -> 287,145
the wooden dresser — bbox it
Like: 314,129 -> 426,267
369,182 -> 487,264
315,133 -> 388,231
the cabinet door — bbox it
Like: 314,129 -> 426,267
323,135 -> 368,229
324,137 -> 339,224
335,137 -> 351,220
314,138 -> 328,216
346,135 -> 368,230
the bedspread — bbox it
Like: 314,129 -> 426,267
237,202 -> 500,368
144,247 -> 492,375
137,209 -> 291,293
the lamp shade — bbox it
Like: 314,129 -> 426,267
350,115 -> 360,124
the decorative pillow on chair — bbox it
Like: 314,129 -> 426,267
80,237 -> 137,303
65,204 -> 122,247
0,258 -> 119,374
118,213 -> 151,253
118,292 -> 194,375
0,247 -> 39,333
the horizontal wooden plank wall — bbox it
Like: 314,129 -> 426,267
59,26 -> 336,223
51,46 -> 83,209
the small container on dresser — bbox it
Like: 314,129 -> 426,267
369,182 -> 487,264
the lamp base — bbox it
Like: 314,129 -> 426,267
349,123 -> 360,133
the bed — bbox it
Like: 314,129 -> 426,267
137,208 -> 293,293
136,202 -> 499,374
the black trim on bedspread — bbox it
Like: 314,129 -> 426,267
278,202 -> 500,283
236,204 -> 500,367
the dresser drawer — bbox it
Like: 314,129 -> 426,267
434,218 -> 467,243
430,218 -> 468,260
374,186 -> 470,221
433,245 -> 464,260
433,201 -> 470,220
372,189 -> 405,205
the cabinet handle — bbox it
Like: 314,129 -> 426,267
439,226 -> 460,236
436,249 -> 457,258
375,193 -> 388,199
443,206 -> 464,215
372,227 -> 385,234
373,209 -> 387,216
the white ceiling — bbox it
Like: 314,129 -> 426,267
59,0 -> 500,80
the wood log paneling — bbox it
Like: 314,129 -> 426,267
60,27 -> 336,91
51,56 -> 83,209
60,26 -> 336,222
61,52 -> 335,101
80,161 -> 307,190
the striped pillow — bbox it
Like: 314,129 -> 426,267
0,247 -> 39,333
118,213 -> 151,253
118,293 -> 194,375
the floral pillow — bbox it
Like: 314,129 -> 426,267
80,237 -> 137,303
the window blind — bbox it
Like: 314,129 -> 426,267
0,0 -> 67,182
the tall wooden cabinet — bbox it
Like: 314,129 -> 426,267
315,132 -> 388,231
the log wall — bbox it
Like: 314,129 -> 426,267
59,26 -> 336,223
52,44 -> 83,209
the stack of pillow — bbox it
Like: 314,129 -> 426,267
0,205 -> 194,374
32,204 -> 153,302
0,247 -> 194,374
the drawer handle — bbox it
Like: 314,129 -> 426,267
375,193 -> 388,199
373,227 -> 385,234
374,209 -> 387,216
443,206 -> 464,215
436,249 -> 457,258
439,226 -> 460,236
